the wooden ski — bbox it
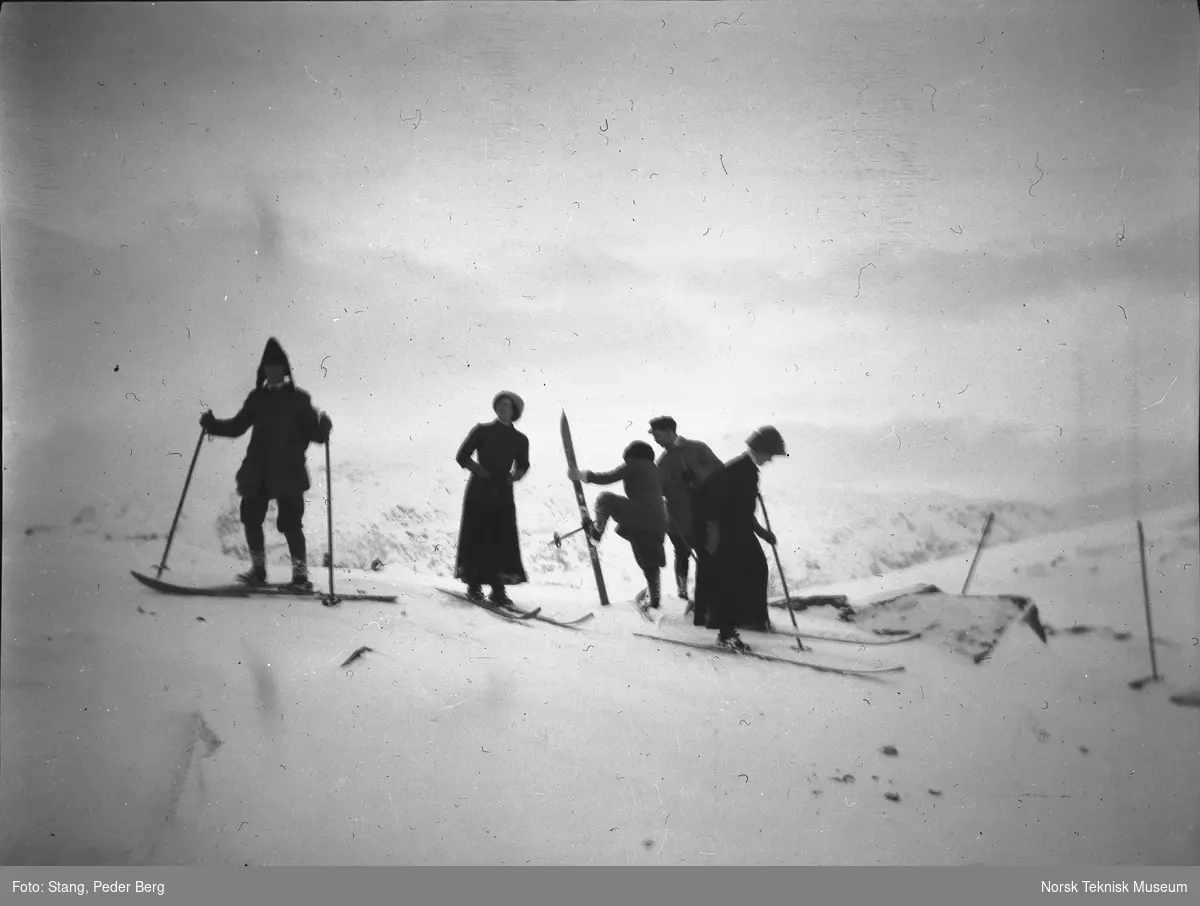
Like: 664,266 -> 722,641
633,633 -> 905,679
131,570 -> 397,603
560,410 -> 610,607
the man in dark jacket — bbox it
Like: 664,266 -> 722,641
648,416 -> 723,614
568,441 -> 668,610
200,338 -> 332,590
693,426 -> 787,652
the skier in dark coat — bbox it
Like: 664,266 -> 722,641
693,426 -> 787,652
200,337 -> 332,590
648,416 -> 723,609
568,440 -> 668,610
454,391 -> 530,606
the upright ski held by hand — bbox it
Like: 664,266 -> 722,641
561,410 -> 610,607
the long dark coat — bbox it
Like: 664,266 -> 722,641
655,437 -> 722,543
689,461 -> 723,627
207,384 -> 329,498
454,420 -> 530,586
693,453 -> 770,631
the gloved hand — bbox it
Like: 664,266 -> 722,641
319,412 -> 333,436
759,529 -> 777,547
200,410 -> 216,433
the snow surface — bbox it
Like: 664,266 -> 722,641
2,490 -> 1197,865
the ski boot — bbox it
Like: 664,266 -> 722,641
488,586 -> 516,609
675,574 -> 689,601
465,585 -> 486,603
237,552 -> 268,588
284,559 -> 314,594
716,631 -> 752,654
583,516 -> 604,543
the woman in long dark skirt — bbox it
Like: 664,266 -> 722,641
453,391 -> 530,606
693,426 -> 787,652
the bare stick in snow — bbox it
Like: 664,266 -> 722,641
961,512 -> 995,595
1130,520 -> 1161,688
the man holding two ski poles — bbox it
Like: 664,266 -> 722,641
199,337 -> 333,591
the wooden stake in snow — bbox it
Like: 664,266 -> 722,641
960,512 -> 995,595
1137,519 -> 1160,682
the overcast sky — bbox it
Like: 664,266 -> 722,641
2,0 -> 1197,522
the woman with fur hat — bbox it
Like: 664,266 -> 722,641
692,426 -> 787,652
453,391 -> 530,606
200,337 -> 332,591
568,440 -> 668,611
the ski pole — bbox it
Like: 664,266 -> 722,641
322,436 -> 341,607
551,525 -> 586,547
757,492 -> 798,629
155,429 -> 206,580
667,512 -> 700,563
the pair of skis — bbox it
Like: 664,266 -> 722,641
632,632 -> 905,679
438,588 -> 542,622
138,425 -> 351,605
438,588 -> 593,630
762,624 -> 922,646
130,570 -> 398,604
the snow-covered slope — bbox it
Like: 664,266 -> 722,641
3,497 -> 1195,865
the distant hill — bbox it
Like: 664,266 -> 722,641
202,460 -> 1069,592
15,452 -> 1195,595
